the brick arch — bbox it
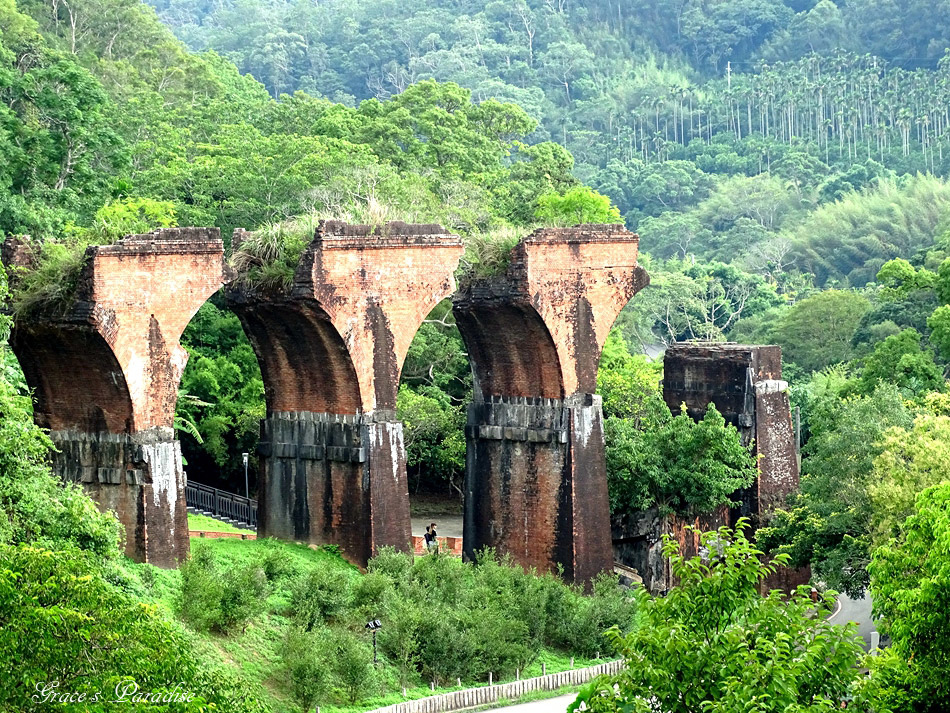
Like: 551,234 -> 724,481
454,303 -> 564,400
11,325 -> 135,433
234,299 -> 362,415
3,228 -> 231,567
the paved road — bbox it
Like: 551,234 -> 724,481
491,694 -> 577,713
412,514 -> 463,538
829,593 -> 877,650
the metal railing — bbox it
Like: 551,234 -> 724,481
185,481 -> 257,529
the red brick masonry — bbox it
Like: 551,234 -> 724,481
227,222 -> 464,568
455,225 -> 649,585
5,229 -> 230,566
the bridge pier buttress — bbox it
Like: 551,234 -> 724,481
454,225 -> 649,584
4,229 -> 230,566
661,343 -> 800,525
661,343 -> 808,592
227,221 -> 464,566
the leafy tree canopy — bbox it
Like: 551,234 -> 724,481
572,522 -> 873,713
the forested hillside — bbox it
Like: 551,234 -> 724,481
145,0 -> 950,266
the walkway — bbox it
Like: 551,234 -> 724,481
491,694 -> 576,713
829,593 -> 877,650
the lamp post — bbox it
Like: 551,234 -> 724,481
365,619 -> 382,664
242,452 -> 249,498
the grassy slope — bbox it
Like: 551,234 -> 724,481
119,537 -> 603,713
187,512 -> 256,534
122,538 -> 353,712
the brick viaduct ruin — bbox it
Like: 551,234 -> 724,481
4,221 -> 798,585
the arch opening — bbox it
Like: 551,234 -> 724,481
396,299 -> 471,548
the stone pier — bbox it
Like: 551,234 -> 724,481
661,343 -> 799,525
227,221 -> 463,566
4,229 -> 229,566
454,224 -> 649,584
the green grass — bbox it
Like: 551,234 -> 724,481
187,512 -> 255,534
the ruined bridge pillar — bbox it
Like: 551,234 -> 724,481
453,224 -> 649,584
227,221 -> 464,566
661,343 -> 800,525
662,343 -> 808,592
4,229 -> 229,566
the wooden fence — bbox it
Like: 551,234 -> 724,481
365,659 -> 623,713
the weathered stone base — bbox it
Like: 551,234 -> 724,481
463,394 -> 613,584
50,428 -> 189,567
611,507 -> 729,594
256,411 -> 411,566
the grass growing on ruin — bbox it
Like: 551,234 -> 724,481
230,201 -> 421,292
8,198 -> 177,316
458,227 -> 523,281
230,215 -> 320,292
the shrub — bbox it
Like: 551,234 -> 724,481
218,565 -> 270,633
289,564 -> 354,630
330,629 -> 378,702
258,537 -> 299,583
0,323 -> 122,556
179,544 -> 270,634
350,570 -> 391,618
572,521 -> 871,713
0,544 -> 268,712
548,573 -> 638,657
367,545 -> 414,581
284,626 -> 333,709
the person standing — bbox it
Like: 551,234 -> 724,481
424,522 -> 438,551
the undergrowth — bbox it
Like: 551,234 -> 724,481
116,537 -> 631,713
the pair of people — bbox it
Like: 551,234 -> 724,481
423,522 -> 438,551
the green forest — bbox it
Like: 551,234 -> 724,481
4,0 -> 950,709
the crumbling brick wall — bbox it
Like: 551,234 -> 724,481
454,224 -> 648,584
613,342 -> 808,593
661,343 -> 792,525
5,229 -> 229,566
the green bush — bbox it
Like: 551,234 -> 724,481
179,544 -> 270,634
289,564 -> 355,630
331,628 -> 379,702
0,544 -> 267,712
284,626 -> 333,709
572,522 -> 872,713
258,537 -> 299,583
277,546 -> 636,703
0,317 -> 122,557
230,215 -> 319,291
